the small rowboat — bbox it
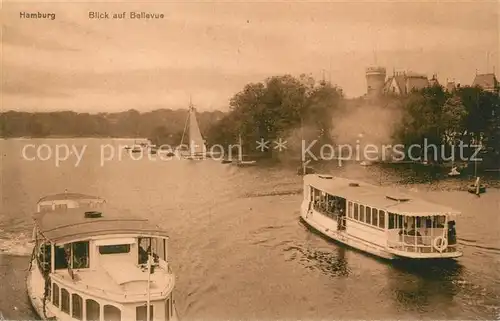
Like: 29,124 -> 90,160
468,177 -> 486,194
468,184 -> 486,194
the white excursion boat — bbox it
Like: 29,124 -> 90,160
27,192 -> 179,321
300,174 -> 462,260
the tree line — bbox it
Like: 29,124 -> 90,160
206,74 -> 499,166
0,108 -> 224,147
2,74 -> 499,167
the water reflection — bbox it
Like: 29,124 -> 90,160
293,220 -> 351,277
388,260 -> 463,315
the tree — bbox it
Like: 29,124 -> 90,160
441,95 -> 467,159
208,74 -> 343,158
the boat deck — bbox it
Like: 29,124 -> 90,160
52,260 -> 174,303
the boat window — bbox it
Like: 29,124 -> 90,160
416,216 -> 422,228
55,203 -> 68,210
52,283 -> 60,307
138,237 -> 165,264
388,213 -> 396,229
353,204 -> 359,220
372,208 -> 378,226
72,294 -> 83,320
136,305 -> 154,321
104,305 -> 122,321
359,205 -> 365,222
365,206 -> 372,224
348,202 -> 353,218
155,238 -> 166,261
433,216 -> 445,228
54,245 -> 69,270
86,299 -> 100,321
378,210 -> 385,229
61,288 -> 70,314
72,241 -> 89,269
99,244 -> 131,255
398,215 -> 403,229
39,204 -> 53,212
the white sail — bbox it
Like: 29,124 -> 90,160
188,104 -> 205,155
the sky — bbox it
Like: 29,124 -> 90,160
2,0 -> 499,113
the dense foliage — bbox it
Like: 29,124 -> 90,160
2,75 -> 498,166
206,74 -> 343,157
393,85 -> 500,164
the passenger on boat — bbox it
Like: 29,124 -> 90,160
139,245 -> 151,265
447,221 -> 457,245
399,224 -> 423,244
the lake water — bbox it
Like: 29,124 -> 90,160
1,138 -> 499,320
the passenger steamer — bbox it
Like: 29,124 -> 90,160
300,174 -> 462,260
27,193 -> 179,321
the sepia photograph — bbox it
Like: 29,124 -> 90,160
1,0 -> 499,320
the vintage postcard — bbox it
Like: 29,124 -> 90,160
1,0 -> 499,320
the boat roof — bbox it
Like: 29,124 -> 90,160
33,206 -> 168,243
304,174 -> 460,216
37,193 -> 103,203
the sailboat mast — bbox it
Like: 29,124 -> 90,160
301,116 -> 306,175
239,134 -> 243,161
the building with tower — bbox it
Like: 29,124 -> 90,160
383,71 -> 430,95
365,66 -> 386,99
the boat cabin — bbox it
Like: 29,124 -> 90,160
36,193 -> 106,213
303,175 -> 461,259
31,205 -> 176,321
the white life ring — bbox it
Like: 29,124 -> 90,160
433,236 -> 448,253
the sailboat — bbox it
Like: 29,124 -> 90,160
233,134 -> 256,167
467,155 -> 486,195
177,100 -> 207,160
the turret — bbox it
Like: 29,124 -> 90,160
366,66 -> 387,98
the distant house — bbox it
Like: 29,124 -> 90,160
383,71 -> 430,95
472,73 -> 499,94
429,74 -> 440,87
445,81 -> 457,92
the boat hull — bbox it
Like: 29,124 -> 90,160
468,185 -> 486,194
235,161 -> 257,167
27,256 -> 180,321
300,204 -> 396,260
300,204 -> 462,260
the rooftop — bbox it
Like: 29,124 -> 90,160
33,206 -> 169,243
304,174 -> 460,216
472,73 -> 499,89
38,193 -> 104,203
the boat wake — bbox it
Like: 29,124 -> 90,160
0,231 -> 32,257
242,188 -> 302,198
458,238 -> 500,255
283,245 -> 351,277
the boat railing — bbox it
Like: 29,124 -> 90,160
387,229 -> 458,253
51,263 -> 175,303
51,275 -> 174,303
